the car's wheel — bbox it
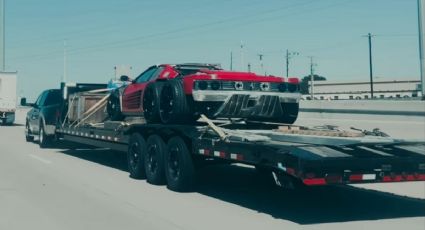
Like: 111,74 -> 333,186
127,133 -> 147,179
107,91 -> 124,121
277,103 -> 299,124
159,80 -> 191,124
145,135 -> 166,185
143,83 -> 162,123
38,123 -> 52,148
165,136 -> 195,192
25,121 -> 34,142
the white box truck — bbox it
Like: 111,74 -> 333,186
0,71 -> 17,125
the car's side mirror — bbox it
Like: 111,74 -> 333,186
21,98 -> 36,107
20,97 -> 27,106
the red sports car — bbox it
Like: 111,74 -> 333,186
107,63 -> 301,124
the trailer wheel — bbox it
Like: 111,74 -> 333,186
25,121 -> 34,142
278,103 -> 299,124
159,80 -> 190,124
38,123 -> 52,148
165,136 -> 195,192
145,135 -> 166,185
143,83 -> 162,123
127,133 -> 147,179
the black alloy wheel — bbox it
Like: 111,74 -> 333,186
145,135 -> 166,185
165,136 -> 195,192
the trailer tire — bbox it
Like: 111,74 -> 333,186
145,135 -> 166,185
143,83 -> 162,123
165,136 -> 195,192
127,133 -> 147,179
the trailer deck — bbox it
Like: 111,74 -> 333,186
57,119 -> 425,188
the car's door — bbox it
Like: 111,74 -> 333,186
122,66 -> 158,114
29,90 -> 47,133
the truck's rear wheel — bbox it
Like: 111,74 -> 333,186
127,133 -> 147,179
25,121 -> 34,142
165,136 -> 195,192
38,123 -> 52,148
145,135 -> 166,185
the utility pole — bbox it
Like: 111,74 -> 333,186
258,54 -> 264,75
240,41 -> 244,71
418,0 -> 425,99
285,49 -> 299,78
365,33 -> 375,99
63,40 -> 67,83
0,0 -> 5,71
230,51 -> 233,71
308,56 -> 316,100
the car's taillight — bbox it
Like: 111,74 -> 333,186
197,81 -> 208,90
210,81 -> 221,90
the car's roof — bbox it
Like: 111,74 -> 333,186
169,63 -> 222,70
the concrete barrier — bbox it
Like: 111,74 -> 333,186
300,100 -> 425,116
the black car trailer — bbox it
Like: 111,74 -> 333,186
54,83 -> 425,192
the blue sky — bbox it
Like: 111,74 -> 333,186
4,0 -> 421,100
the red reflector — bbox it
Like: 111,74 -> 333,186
417,174 -> 425,180
204,149 -> 210,156
393,175 -> 403,182
286,167 -> 296,175
382,176 -> 392,182
349,174 -> 363,181
325,174 -> 342,184
303,178 -> 326,185
405,175 -> 415,181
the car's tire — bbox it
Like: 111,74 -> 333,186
159,80 -> 191,124
165,136 -> 195,192
278,102 -> 299,124
127,133 -> 147,179
25,121 -> 34,142
143,83 -> 163,123
107,91 -> 124,121
145,135 -> 166,185
38,123 -> 52,148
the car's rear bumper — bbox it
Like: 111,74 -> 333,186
192,90 -> 301,103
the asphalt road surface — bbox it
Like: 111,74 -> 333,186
1,109 -> 424,230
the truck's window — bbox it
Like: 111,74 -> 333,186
134,67 -> 157,83
35,91 -> 47,107
44,91 -> 62,106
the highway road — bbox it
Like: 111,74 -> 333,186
0,109 -> 424,230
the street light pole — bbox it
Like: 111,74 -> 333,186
418,0 -> 425,99
367,33 -> 374,99
285,49 -> 298,78
0,0 -> 5,71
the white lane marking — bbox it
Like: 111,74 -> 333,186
29,154 -> 52,164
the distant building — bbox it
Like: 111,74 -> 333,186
303,80 -> 422,100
